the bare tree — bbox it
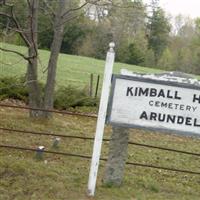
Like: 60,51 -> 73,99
42,0 -> 67,118
42,0 -> 109,118
0,0 -> 112,118
0,0 -> 42,117
26,0 -> 42,117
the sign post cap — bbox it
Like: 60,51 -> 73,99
109,42 -> 115,52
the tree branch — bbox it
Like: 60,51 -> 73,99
62,1 -> 89,18
41,0 -> 55,17
0,22 -> 30,34
0,6 -> 31,47
0,11 -> 11,18
10,5 -> 31,47
0,47 -> 35,61
58,14 -> 80,28
39,6 -> 54,25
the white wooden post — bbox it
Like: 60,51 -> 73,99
87,42 -> 115,196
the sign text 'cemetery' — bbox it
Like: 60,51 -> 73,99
107,75 -> 200,136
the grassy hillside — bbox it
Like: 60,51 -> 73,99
0,42 -> 163,89
0,107 -> 200,200
1,42 -> 200,200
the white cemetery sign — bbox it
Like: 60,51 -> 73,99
88,65 -> 200,196
107,74 -> 200,137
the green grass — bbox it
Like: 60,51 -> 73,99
0,42 -> 163,89
1,42 -> 200,199
0,107 -> 200,200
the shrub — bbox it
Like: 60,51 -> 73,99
0,77 -> 98,109
0,76 -> 28,102
54,86 -> 98,109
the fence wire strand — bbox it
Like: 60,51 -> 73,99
1,103 -> 200,177
0,144 -> 200,176
1,127 -> 200,157
0,103 -> 97,118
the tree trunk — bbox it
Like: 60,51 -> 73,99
26,0 -> 42,118
42,0 -> 66,118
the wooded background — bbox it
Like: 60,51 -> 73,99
0,0 -> 200,118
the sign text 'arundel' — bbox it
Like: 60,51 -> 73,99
108,75 -> 200,136
125,87 -> 200,128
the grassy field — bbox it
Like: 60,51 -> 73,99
0,42 -> 164,89
0,106 -> 200,200
1,42 -> 200,199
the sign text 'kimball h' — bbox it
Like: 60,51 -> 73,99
107,75 -> 200,136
